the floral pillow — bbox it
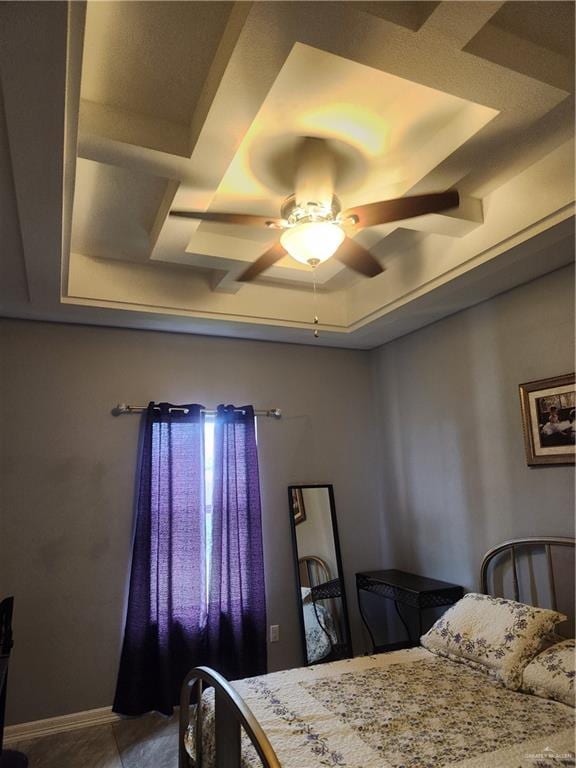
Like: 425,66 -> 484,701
420,593 -> 566,689
522,639 -> 575,707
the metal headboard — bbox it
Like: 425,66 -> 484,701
299,555 -> 331,588
480,536 -> 574,614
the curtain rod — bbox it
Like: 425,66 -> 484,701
112,403 -> 282,419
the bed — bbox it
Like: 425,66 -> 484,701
179,537 -> 575,768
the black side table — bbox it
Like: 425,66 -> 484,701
356,569 -> 463,653
310,578 -> 342,601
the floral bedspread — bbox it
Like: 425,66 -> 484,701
185,648 -> 575,768
302,588 -> 338,664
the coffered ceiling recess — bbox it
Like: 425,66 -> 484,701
1,1 -> 574,348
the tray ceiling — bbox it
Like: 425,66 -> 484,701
0,1 -> 574,348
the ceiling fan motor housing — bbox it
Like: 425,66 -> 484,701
280,193 -> 342,227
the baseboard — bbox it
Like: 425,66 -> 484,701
3,706 -> 123,745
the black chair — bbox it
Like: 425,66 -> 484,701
0,598 -> 27,768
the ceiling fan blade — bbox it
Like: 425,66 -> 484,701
333,237 -> 384,278
237,242 -> 287,282
343,190 -> 459,229
170,210 -> 283,228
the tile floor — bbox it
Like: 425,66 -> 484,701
8,712 -> 179,768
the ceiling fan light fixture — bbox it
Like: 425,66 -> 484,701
280,221 -> 345,267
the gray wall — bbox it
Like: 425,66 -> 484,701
1,264 -> 574,725
372,264 -> 575,592
0,322 -> 381,724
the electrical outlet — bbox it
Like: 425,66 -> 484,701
269,624 -> 280,643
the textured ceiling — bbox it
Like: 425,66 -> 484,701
82,2 -> 235,130
0,1 -> 574,348
0,79 -> 28,304
465,1 -> 575,90
353,1 -> 441,31
489,2 -> 574,58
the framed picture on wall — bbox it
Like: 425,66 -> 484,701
291,488 -> 307,525
519,373 -> 575,465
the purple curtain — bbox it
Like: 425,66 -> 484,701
206,405 -> 267,680
113,402 -> 266,716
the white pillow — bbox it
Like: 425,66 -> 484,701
421,593 -> 566,689
522,638 -> 575,707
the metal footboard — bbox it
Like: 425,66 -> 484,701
179,666 -> 281,768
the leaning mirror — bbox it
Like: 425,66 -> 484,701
288,484 -> 352,665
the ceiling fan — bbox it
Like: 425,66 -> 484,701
170,138 -> 459,282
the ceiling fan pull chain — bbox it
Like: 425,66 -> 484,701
313,276 -> 319,338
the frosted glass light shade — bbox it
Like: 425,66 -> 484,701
280,222 -> 345,266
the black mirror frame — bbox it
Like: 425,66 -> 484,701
287,484 -> 352,666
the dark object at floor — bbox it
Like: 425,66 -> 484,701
0,750 -> 29,767
0,597 -> 28,768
